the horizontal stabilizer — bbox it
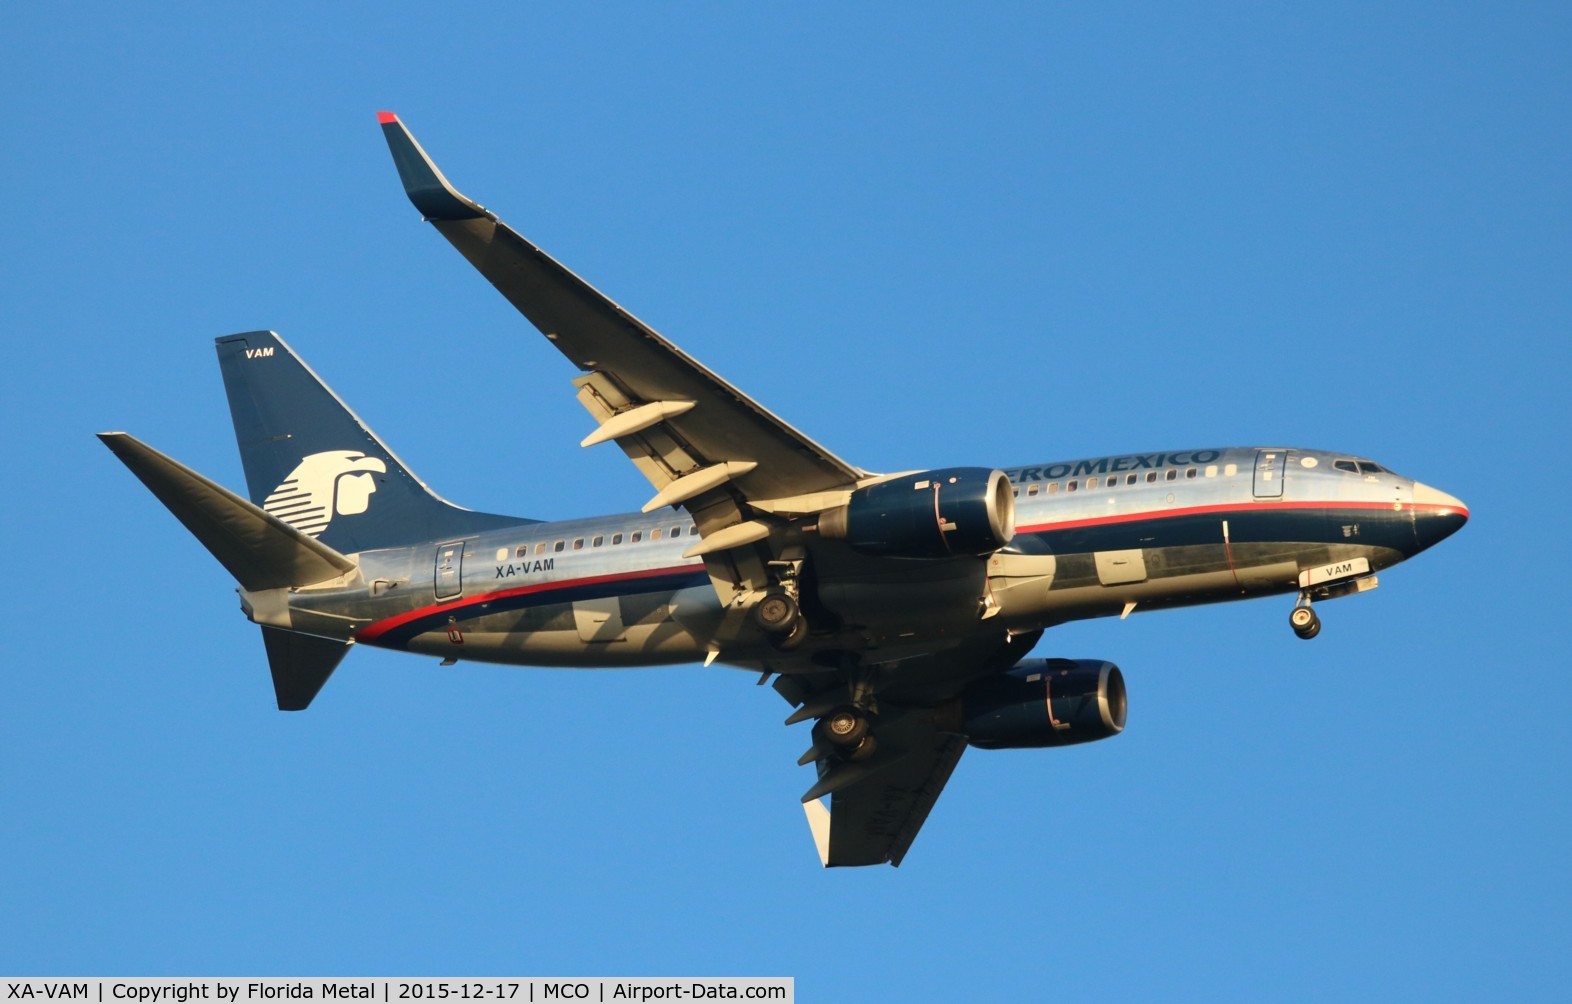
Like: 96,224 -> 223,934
99,432 -> 357,591
261,626 -> 350,711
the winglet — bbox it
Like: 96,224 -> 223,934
803,798 -> 832,867
377,112 -> 490,221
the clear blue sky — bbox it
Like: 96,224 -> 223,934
4,3 -> 1568,997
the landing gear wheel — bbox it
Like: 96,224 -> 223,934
753,592 -> 800,633
1290,605 -> 1321,640
768,615 -> 809,652
814,706 -> 870,748
845,735 -> 878,762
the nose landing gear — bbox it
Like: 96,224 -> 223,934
1290,596 -> 1321,640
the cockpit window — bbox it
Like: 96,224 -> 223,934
1357,461 -> 1386,475
1334,460 -> 1359,474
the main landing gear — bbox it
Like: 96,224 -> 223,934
1290,596 -> 1321,640
754,554 -> 810,651
754,590 -> 808,650
754,590 -> 799,631
812,705 -> 877,762
804,659 -> 880,764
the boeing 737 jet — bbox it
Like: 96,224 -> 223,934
101,114 -> 1469,867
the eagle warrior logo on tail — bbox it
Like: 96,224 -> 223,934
263,451 -> 388,538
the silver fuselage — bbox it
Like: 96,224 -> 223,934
248,446 -> 1467,692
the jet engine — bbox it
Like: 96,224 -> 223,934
958,658 -> 1126,749
817,467 -> 1015,558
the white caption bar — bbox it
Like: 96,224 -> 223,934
0,980 -> 792,1004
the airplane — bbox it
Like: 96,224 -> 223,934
99,112 -> 1470,867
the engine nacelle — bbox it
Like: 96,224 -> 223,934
818,467 -> 1015,558
960,658 -> 1126,749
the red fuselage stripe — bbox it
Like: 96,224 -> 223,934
355,501 -> 1468,643
356,562 -> 704,643
1013,499 -> 1465,536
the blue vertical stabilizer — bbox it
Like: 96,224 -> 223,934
216,331 -> 532,554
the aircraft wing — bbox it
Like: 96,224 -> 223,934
802,709 -> 967,867
377,113 -> 865,515
784,630 -> 1038,866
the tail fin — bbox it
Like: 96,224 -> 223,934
216,331 -> 530,553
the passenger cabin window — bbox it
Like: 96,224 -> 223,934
1067,480 -> 1079,492
1048,482 -> 1059,495
631,530 -> 642,543
1224,463 -> 1238,476
1126,474 -> 1137,486
572,538 -> 585,550
592,535 -> 604,547
515,546 -> 528,558
1205,465 -> 1218,477
1165,469 -> 1177,481
1027,484 -> 1039,496
670,526 -> 682,538
651,528 -> 662,541
1146,472 -> 1157,483
535,542 -> 547,555
1186,467 -> 1197,479
1087,476 -> 1098,489
612,533 -> 623,545
553,541 -> 565,553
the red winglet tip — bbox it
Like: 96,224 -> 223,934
376,110 -> 398,124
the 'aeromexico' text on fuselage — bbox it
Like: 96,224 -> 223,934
1007,451 -> 1224,483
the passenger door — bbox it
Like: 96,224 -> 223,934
1253,449 -> 1286,499
433,541 -> 465,600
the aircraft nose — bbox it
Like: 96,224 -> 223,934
1411,481 -> 1469,551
